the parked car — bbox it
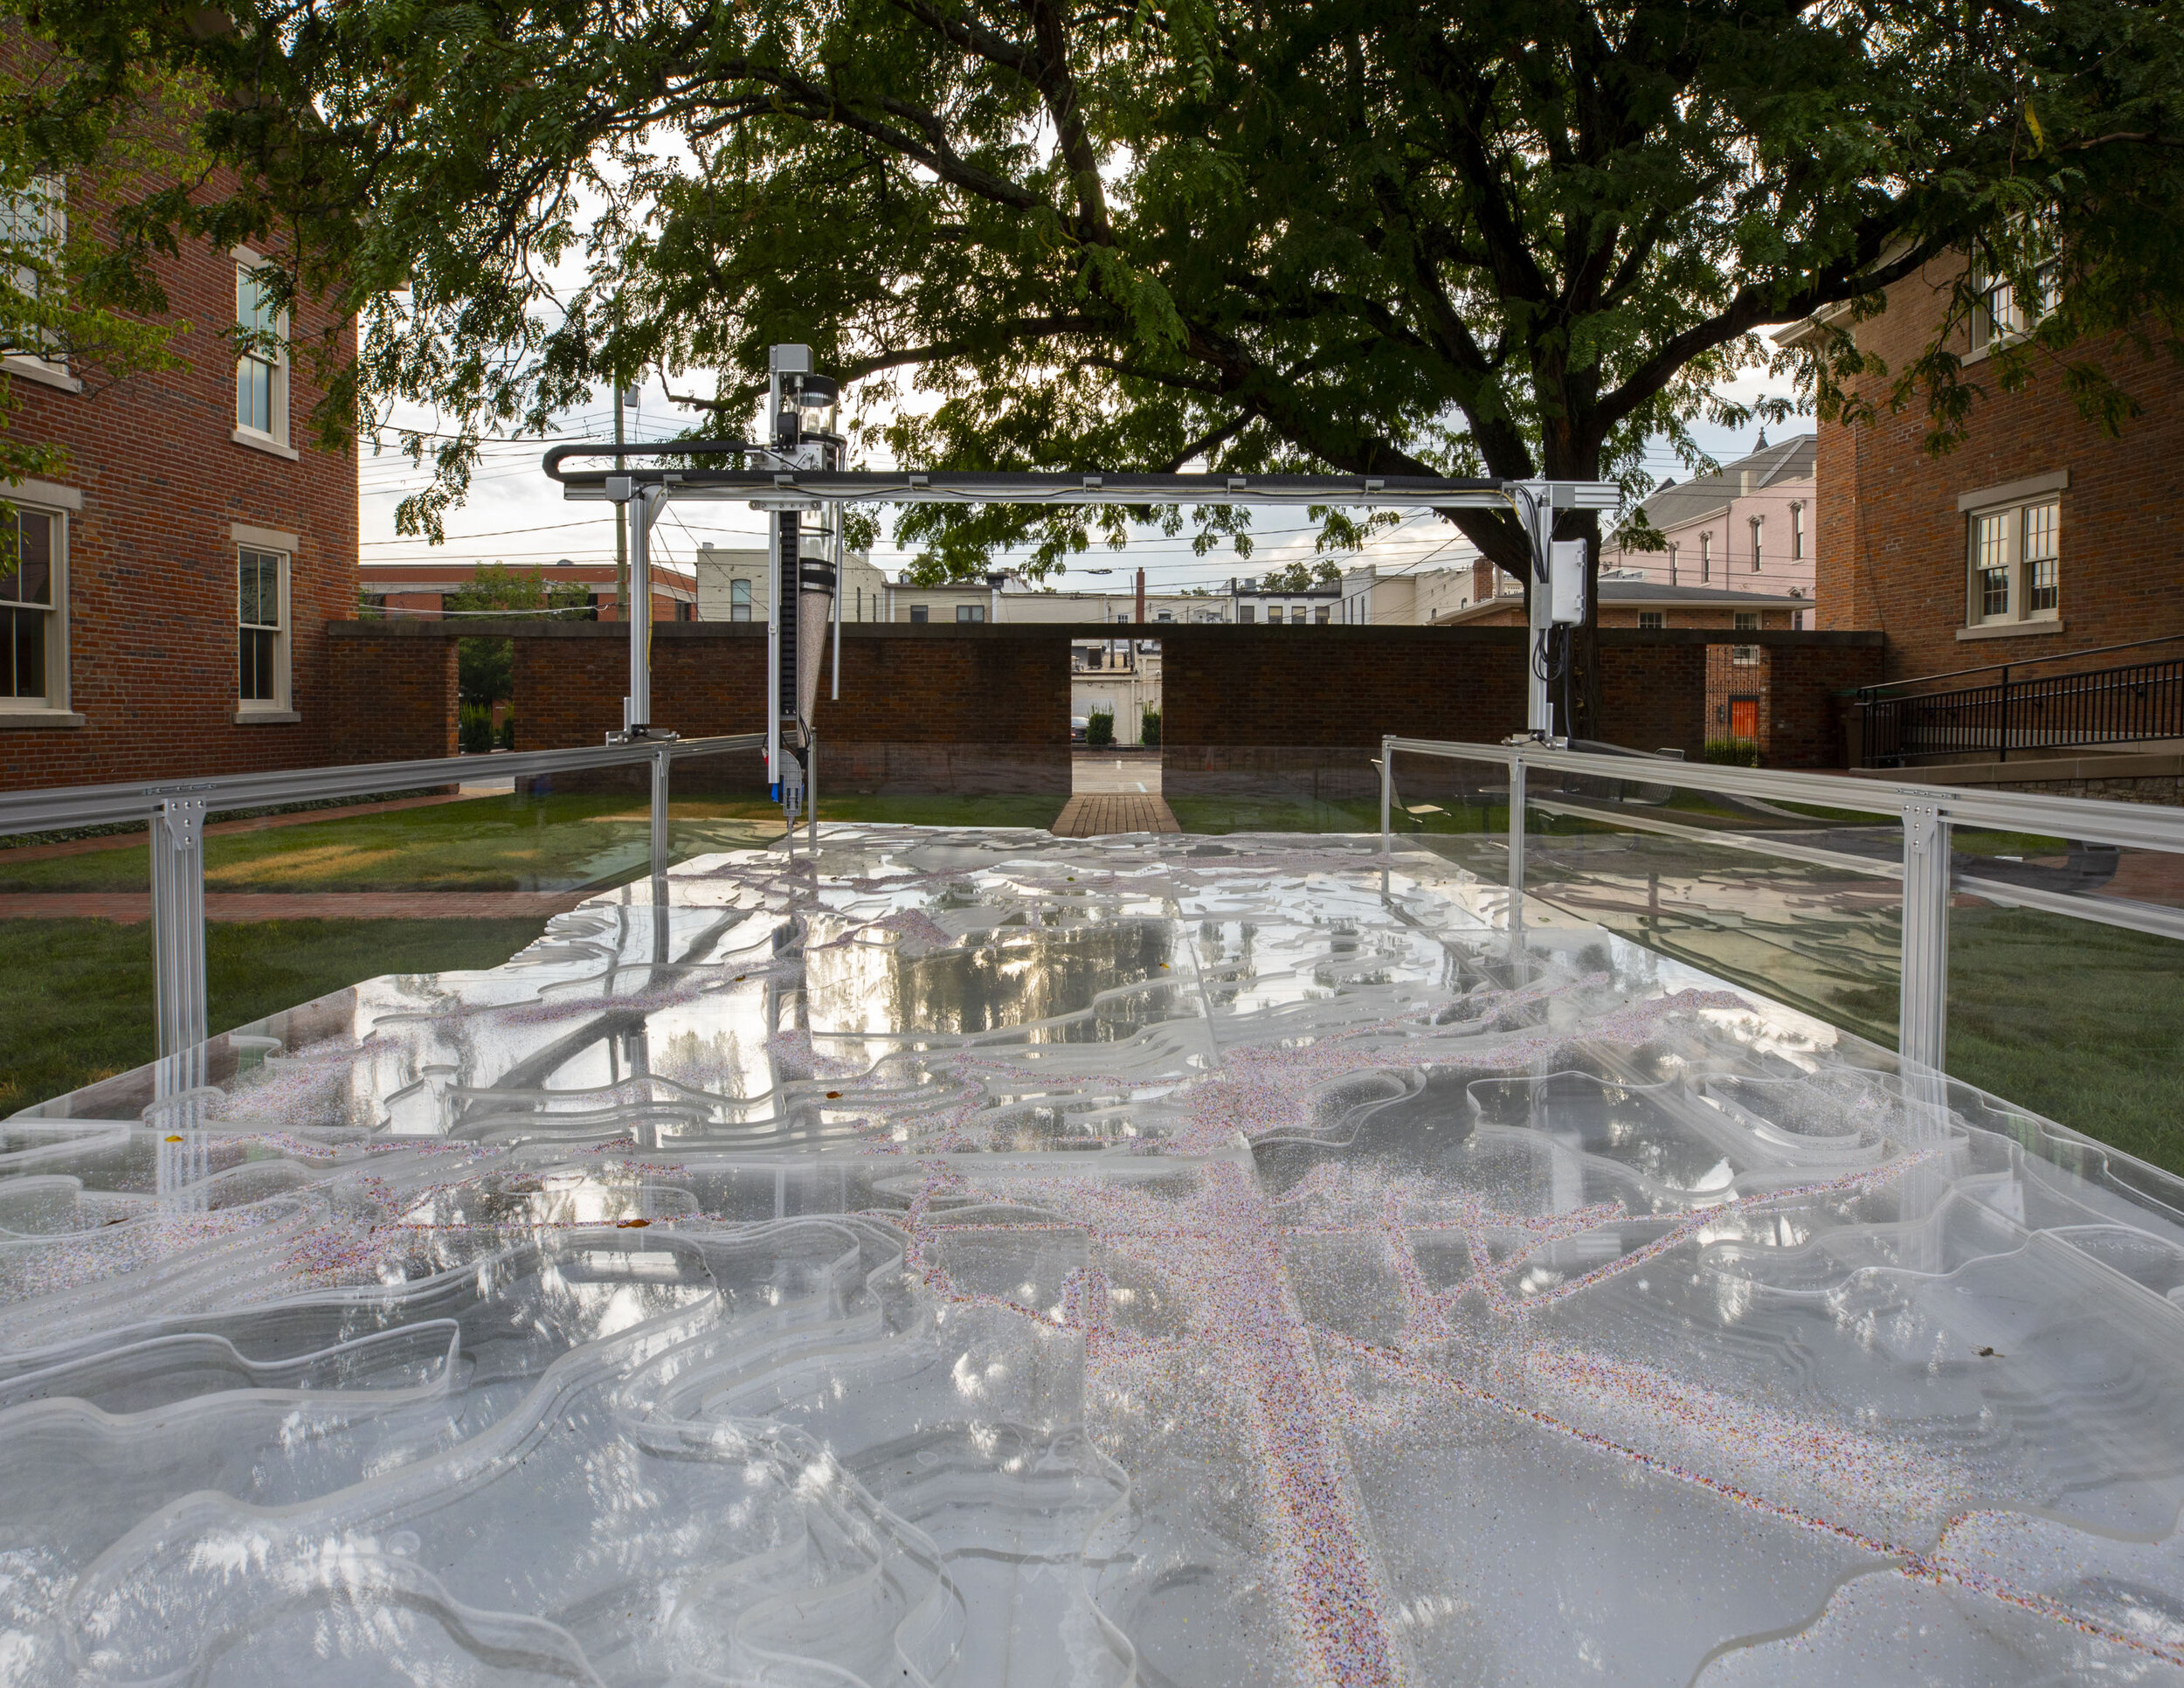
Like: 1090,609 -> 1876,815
1071,715 -> 1089,744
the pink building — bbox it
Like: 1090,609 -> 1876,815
1599,435 -> 1818,624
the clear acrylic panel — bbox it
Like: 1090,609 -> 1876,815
1947,841 -> 2184,1177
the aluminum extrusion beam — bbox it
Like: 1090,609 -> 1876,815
1382,737 -> 2184,857
552,467 -> 1621,510
0,734 -> 766,837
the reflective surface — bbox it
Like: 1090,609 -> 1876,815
8,826 -> 2184,1685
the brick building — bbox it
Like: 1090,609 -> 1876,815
361,557 -> 695,622
1783,259 -> 2184,681
2,183 -> 356,788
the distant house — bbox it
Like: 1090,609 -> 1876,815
361,557 -> 695,621
1597,435 -> 1818,624
694,543 -> 887,624
1779,258 -> 2184,683
1434,580 -> 1806,632
1336,563 -> 1481,626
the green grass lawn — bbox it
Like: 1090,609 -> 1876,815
0,917 -> 549,1115
0,792 -> 1069,896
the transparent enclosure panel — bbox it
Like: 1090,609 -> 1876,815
0,820 -> 155,1116
1487,762 -> 1905,1048
1948,846 -> 2184,1179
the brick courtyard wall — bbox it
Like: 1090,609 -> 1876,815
1815,256 -> 2184,680
326,623 -> 459,763
1159,626 -> 1530,799
1164,626 -> 1883,791
0,169 -> 357,792
496,621 -> 1074,794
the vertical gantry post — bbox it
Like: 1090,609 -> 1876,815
1379,737 -> 1393,857
1506,751 -> 1528,972
150,798 -> 209,1062
807,732 -> 819,852
626,486 -> 656,734
1897,800 -> 1951,1075
1522,485 -> 1558,737
650,741 -> 671,879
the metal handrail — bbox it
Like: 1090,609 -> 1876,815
1381,734 -> 2184,1079
0,732 -> 766,1069
1856,630 -> 2184,699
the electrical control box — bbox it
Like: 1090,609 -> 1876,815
1549,539 -> 1588,626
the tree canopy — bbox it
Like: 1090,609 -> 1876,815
13,0 -> 2184,707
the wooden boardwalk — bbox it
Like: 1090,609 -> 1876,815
1051,793 -> 1181,837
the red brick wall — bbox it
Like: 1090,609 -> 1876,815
0,176 -> 356,792
1162,626 -> 1883,784
501,622 -> 1074,793
1815,257 -> 2184,679
326,626 -> 457,763
1459,605 -> 1800,629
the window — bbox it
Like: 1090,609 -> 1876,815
235,262 -> 288,448
909,605 -> 929,623
1749,516 -> 1763,572
1790,502 -> 1805,560
1315,605 -> 1330,624
1966,495 -> 2061,627
1667,541 -> 1679,586
1699,531 -> 1712,582
1238,605 -> 1255,624
1793,610 -> 1805,631
238,546 -> 287,706
2,177 -> 71,382
1638,611 -> 1664,631
2,508 -> 55,700
1969,240 -> 2059,355
1157,610 -> 1173,623
729,578 -> 752,621
956,603 -> 985,623
1732,609 -> 1759,665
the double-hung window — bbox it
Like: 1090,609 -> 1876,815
729,578 -> 752,621
1749,516 -> 1763,573
2,177 -> 74,389
234,260 -> 291,452
1966,495 -> 2061,629
1969,218 -> 2060,356
2,506 -> 57,701
1789,502 -> 1805,560
1638,611 -> 1664,631
1699,531 -> 1712,582
238,546 -> 287,708
1731,610 -> 1760,666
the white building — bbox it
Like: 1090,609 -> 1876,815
694,543 -> 889,623
1335,562 -> 1487,625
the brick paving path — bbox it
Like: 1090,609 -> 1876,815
1052,793 -> 1181,836
0,891 -> 588,924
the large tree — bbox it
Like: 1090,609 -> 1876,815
18,0 -> 2184,723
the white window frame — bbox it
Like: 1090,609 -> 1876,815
729,578 -> 752,621
0,481 -> 77,722
1699,530 -> 1712,582
1749,515 -> 1763,573
233,526 -> 296,719
1789,502 -> 1805,560
1968,218 -> 2060,360
232,252 -> 297,460
1731,609 -> 1760,666
2,176 -> 81,393
1962,484 -> 2063,633
1638,611 -> 1664,631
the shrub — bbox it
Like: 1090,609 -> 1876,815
1087,710 -> 1115,747
1703,737 -> 1759,766
495,716 -> 515,751
1139,708 -> 1161,747
459,702 -> 494,754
